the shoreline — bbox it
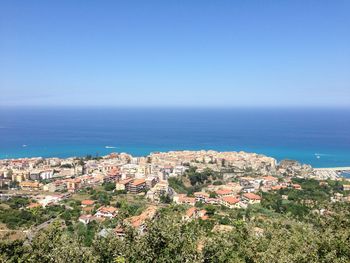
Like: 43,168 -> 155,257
1,150 -> 350,171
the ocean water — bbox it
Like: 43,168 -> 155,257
0,107 -> 349,168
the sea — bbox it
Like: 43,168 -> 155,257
0,107 -> 349,168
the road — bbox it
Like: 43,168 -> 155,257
314,167 -> 350,171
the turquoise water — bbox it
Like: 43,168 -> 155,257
342,172 -> 350,179
0,107 -> 349,168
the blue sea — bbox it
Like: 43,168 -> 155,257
0,107 -> 349,168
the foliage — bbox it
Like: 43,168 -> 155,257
1,202 -> 350,262
103,181 -> 116,192
0,203 -> 66,229
91,191 -> 111,205
159,193 -> 172,204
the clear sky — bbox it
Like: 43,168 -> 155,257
1,0 -> 349,108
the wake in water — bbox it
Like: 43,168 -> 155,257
314,153 -> 333,159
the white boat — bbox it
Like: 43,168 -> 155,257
105,146 -> 116,149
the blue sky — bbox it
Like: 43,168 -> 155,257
1,0 -> 349,107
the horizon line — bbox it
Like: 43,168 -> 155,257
1,105 -> 350,110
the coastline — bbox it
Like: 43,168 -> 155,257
1,150 -> 350,178
1,148 -> 350,169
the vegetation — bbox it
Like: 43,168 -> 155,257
1,178 -> 350,262
102,181 -> 116,192
1,202 -> 350,262
168,167 -> 223,195
0,198 -> 66,230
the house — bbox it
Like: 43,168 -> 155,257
114,226 -> 125,238
95,206 -> 118,218
241,185 -> 256,193
147,181 -> 173,202
81,199 -> 95,207
19,181 -> 40,191
115,178 -> 133,191
66,178 -> 82,192
239,177 -> 256,186
36,194 -> 63,207
79,214 -> 92,225
128,179 -> 146,194
182,207 -> 208,221
271,185 -> 283,191
206,198 -> 219,205
215,189 -> 233,197
173,194 -> 196,206
292,184 -> 302,190
107,167 -> 121,178
194,192 -> 210,203
121,206 -> 158,235
181,196 -> 196,206
220,196 -> 240,209
173,194 -> 186,204
262,176 -> 278,186
242,193 -> 261,204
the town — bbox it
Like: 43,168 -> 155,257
1,150 -> 350,242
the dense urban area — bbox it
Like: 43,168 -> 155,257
1,150 -> 350,262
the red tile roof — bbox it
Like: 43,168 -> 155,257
222,196 -> 240,204
243,193 -> 261,200
215,189 -> 232,195
81,199 -> 95,206
186,207 -> 197,217
117,178 -> 133,185
97,206 -> 118,214
131,179 -> 146,186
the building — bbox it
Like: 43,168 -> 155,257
40,170 -> 54,180
145,177 -> 158,188
220,196 -> 240,209
117,206 -> 158,236
128,179 -> 146,194
215,189 -> 233,197
173,194 -> 196,206
36,194 -> 63,207
242,193 -> 261,204
262,176 -> 278,186
66,178 -> 82,192
292,184 -> 302,190
81,199 -> 95,207
95,206 -> 118,218
182,207 -> 208,221
79,214 -> 92,225
194,192 -> 210,203
115,178 -> 133,191
242,185 -> 256,193
19,181 -> 40,190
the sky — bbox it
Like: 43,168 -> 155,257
0,0 -> 349,108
